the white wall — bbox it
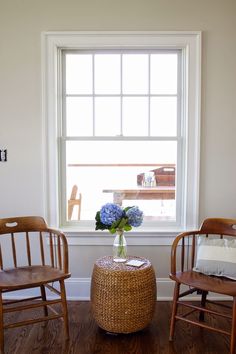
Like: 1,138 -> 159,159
0,0 -> 236,299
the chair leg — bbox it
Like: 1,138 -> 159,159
230,297 -> 236,354
199,290 -> 208,321
68,201 -> 73,221
60,280 -> 69,339
40,285 -> 48,317
169,282 -> 180,341
78,200 -> 81,220
0,291 -> 4,354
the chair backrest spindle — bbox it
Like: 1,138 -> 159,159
181,237 -> 185,272
0,245 -> 3,270
25,231 -> 31,266
39,231 -> 45,266
49,232 -> 55,267
191,234 -> 196,269
53,234 -> 58,268
11,233 -> 17,268
57,235 -> 62,270
186,235 -> 190,270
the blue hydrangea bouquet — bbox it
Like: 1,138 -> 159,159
95,203 -> 143,234
95,203 -> 143,262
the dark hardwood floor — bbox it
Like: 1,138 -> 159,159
3,301 -> 231,354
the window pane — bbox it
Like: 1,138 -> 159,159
66,97 -> 93,136
66,140 -> 176,221
66,54 -> 92,94
150,54 -> 177,94
123,97 -> 148,136
150,97 -> 177,136
123,54 -> 148,94
94,54 -> 120,94
95,97 -> 120,136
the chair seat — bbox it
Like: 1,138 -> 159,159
170,270 -> 236,296
0,265 -> 71,290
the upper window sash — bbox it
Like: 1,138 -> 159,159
62,49 -> 181,139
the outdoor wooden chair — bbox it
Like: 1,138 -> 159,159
169,218 -> 236,354
68,184 -> 82,220
0,216 -> 71,353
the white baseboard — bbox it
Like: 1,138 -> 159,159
3,277 -> 231,301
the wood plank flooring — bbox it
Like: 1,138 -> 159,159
3,301 -> 231,354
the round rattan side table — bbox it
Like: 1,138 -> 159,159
90,255 -> 157,334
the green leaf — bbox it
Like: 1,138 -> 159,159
124,224 -> 132,231
124,206 -> 133,212
95,222 -> 106,231
95,211 -> 101,222
95,217 -> 109,231
109,228 -> 116,234
117,217 -> 129,229
111,219 -> 121,229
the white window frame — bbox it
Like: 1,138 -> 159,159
41,31 -> 201,243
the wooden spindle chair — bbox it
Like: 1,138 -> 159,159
0,216 -> 71,353
68,185 -> 82,221
169,218 -> 236,354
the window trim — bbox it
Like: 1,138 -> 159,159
42,31 -> 201,235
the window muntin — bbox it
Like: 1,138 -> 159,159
62,50 -> 180,225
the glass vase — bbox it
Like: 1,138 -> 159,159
113,230 -> 127,263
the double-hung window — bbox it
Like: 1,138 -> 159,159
43,32 -> 201,232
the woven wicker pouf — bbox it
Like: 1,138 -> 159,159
91,255 -> 157,334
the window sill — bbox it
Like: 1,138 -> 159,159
61,227 -> 183,246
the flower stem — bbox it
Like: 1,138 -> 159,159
113,230 -> 127,261
117,234 -> 126,257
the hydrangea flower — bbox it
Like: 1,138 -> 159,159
100,203 -> 123,225
95,202 -> 143,234
126,206 -> 143,227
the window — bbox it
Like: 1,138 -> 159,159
43,32 -> 201,233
